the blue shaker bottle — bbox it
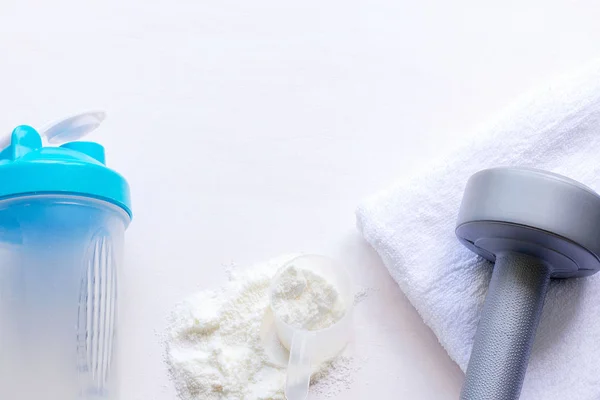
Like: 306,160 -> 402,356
0,112 -> 131,400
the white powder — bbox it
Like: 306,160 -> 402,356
311,355 -> 366,398
270,265 -> 345,331
166,255 -> 357,400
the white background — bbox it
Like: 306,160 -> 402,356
1,1 -> 599,399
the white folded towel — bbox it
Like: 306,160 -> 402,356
356,60 -> 600,400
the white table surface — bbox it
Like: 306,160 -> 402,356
1,1 -> 599,399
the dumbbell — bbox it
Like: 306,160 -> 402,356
456,167 -> 600,400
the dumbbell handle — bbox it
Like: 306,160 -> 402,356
460,252 -> 551,400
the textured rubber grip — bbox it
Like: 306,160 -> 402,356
460,253 -> 551,400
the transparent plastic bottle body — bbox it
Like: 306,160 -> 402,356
0,195 -> 129,400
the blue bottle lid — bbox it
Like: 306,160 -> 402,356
0,112 -> 132,218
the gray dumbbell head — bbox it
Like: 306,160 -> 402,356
456,167 -> 600,278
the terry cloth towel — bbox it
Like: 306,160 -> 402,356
356,61 -> 600,400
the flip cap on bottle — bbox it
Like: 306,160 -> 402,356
0,112 -> 132,218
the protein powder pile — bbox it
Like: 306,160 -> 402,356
166,255 -> 358,400
270,265 -> 346,331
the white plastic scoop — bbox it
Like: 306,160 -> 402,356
269,255 -> 354,400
